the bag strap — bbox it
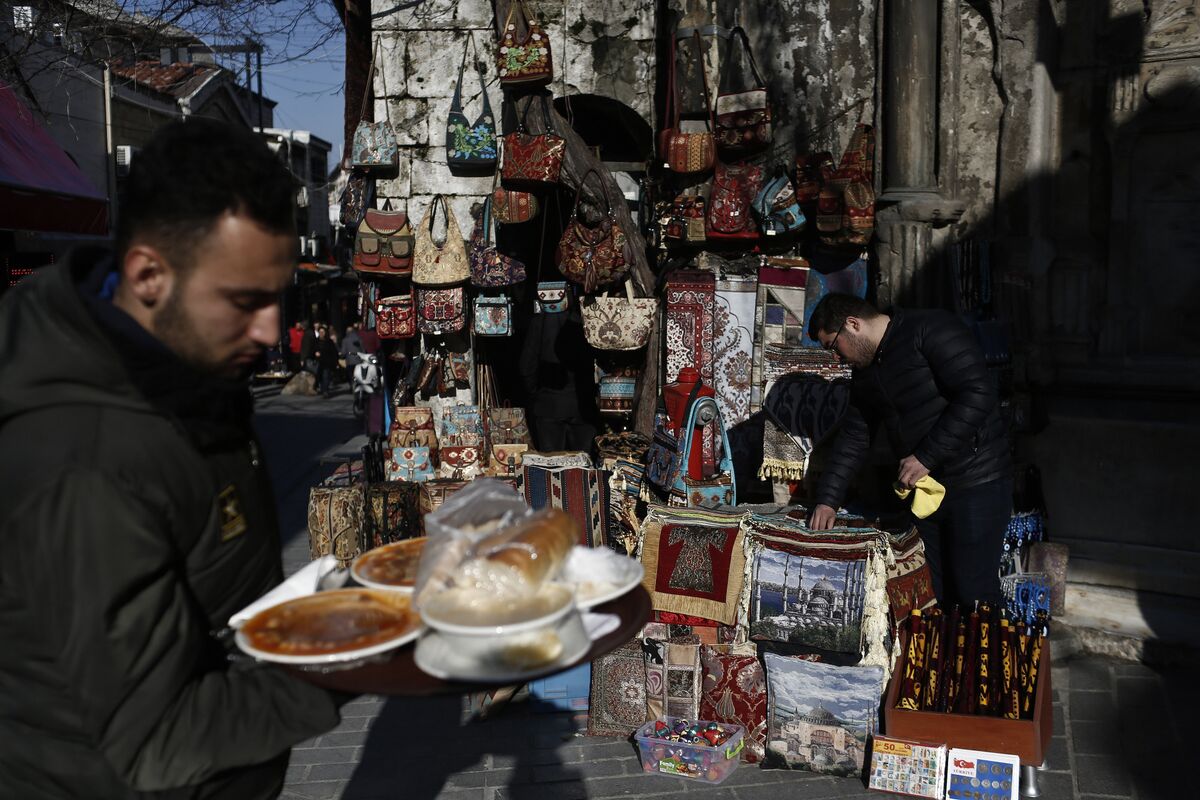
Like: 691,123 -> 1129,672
692,30 -> 714,129
450,33 -> 472,113
720,26 -> 766,94
571,167 -> 614,220
665,29 -> 677,130
482,195 -> 495,247
359,39 -> 379,123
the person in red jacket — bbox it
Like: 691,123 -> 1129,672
287,320 -> 305,371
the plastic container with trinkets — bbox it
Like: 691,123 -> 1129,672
634,716 -> 745,784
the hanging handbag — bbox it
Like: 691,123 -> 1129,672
669,396 -> 736,509
353,202 -> 414,276
339,171 -> 374,228
417,286 -> 467,334
491,179 -> 539,224
501,95 -> 565,187
535,280 -> 569,313
446,33 -> 497,171
753,169 -> 806,237
375,292 -> 416,339
555,169 -> 630,293
793,152 -> 831,207
486,406 -> 532,445
706,160 -> 764,241
581,279 -> 655,351
386,446 -> 435,483
660,31 -> 715,175
351,42 -> 399,169
713,27 -> 771,158
412,195 -> 469,285
663,192 -> 707,244
598,372 -> 638,414
469,197 -> 526,287
643,384 -> 701,495
443,352 -> 472,388
389,405 -> 438,449
440,403 -> 485,442
496,0 -> 553,86
472,294 -> 513,336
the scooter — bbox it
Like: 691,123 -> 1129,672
351,353 -> 381,419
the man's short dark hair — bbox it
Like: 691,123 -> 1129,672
807,293 -> 880,340
115,117 -> 297,272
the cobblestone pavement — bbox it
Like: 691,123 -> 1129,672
256,390 -> 1187,800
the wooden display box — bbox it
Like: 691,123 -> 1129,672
883,634 -> 1053,767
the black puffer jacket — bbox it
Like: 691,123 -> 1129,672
0,251 -> 343,799
813,308 -> 1010,509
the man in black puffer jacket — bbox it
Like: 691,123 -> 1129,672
0,119 -> 349,798
806,294 -> 1011,606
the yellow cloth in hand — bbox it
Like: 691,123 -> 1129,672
894,476 -> 946,519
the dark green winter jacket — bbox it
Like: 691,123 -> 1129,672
0,251 -> 343,798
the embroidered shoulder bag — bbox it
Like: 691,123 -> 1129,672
446,33 -> 497,171
491,171 -> 539,224
501,95 -> 565,187
753,169 -> 806,237
375,291 -> 416,340
469,196 -> 526,287
413,195 -> 469,285
581,279 -> 656,351
706,160 -> 764,241
496,0 -> 553,86
354,201 -> 414,276
351,42 -> 398,169
417,286 -> 467,334
472,294 -> 513,337
660,32 -> 715,175
556,168 -> 630,293
713,27 -> 771,158
535,280 -> 569,314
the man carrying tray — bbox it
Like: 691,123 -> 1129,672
0,119 -> 348,798
805,293 -> 1012,607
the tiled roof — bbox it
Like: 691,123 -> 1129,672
110,61 -> 220,100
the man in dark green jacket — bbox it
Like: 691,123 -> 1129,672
0,119 -> 347,798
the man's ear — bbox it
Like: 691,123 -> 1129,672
120,244 -> 173,310
844,316 -> 863,334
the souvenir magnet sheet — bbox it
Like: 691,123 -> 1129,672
868,736 -> 946,798
945,748 -> 1019,800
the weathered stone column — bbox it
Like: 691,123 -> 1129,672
875,0 -> 964,309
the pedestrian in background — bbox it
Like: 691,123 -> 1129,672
0,117 -> 350,798
317,324 -> 339,396
287,320 -> 305,372
300,318 -> 318,374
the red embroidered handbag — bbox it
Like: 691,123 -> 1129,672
496,0 -> 553,87
417,287 -> 466,335
501,96 -> 565,187
490,171 -> 538,224
706,160 -> 764,241
555,169 -> 630,293
713,27 -> 771,158
469,196 -> 526,287
375,292 -> 416,339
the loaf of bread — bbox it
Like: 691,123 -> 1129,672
474,508 -> 578,587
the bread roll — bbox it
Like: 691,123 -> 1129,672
476,508 -> 578,587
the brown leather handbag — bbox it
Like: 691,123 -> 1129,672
555,169 -> 630,293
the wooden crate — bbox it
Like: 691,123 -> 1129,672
883,635 -> 1053,767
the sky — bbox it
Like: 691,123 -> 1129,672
763,653 -> 883,727
754,550 -> 857,592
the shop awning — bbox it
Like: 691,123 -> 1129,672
0,83 -> 109,236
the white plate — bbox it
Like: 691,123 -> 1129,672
235,623 -> 421,666
557,547 -> 644,610
420,583 -> 575,636
414,610 -> 591,683
350,539 -> 426,594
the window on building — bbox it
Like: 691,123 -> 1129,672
13,6 -> 34,32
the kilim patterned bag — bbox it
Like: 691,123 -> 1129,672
438,442 -> 483,480
363,481 -> 423,550
597,371 -> 637,415
501,95 -> 564,187
354,205 -> 414,276
519,464 -> 617,551
660,32 -> 715,175
496,0 -> 553,86
713,27 -> 771,158
417,286 -> 466,334
486,406 -> 532,446
440,403 -> 485,443
445,33 -> 497,171
389,406 -> 438,450
491,182 -> 539,224
794,151 -> 835,206
581,279 -> 655,351
556,169 -> 630,293
817,124 -> 875,246
307,486 -> 366,566
487,443 -> 529,476
707,160 -> 764,241
469,197 -> 526,287
351,42 -> 398,169
752,170 -> 805,237
534,280 -> 569,313
472,294 -> 512,337
375,292 -> 416,339
385,446 -> 435,483
413,196 -> 469,286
